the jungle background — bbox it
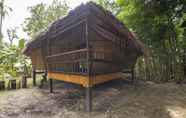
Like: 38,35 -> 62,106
0,0 -> 186,118
0,0 -> 185,83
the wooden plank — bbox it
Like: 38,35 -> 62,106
85,18 -> 92,112
48,72 -> 122,87
30,48 -> 45,70
47,59 -> 83,64
48,72 -> 89,87
46,48 -> 88,59
49,71 -> 88,75
90,25 -> 116,42
35,71 -> 45,74
85,87 -> 92,112
91,72 -> 122,86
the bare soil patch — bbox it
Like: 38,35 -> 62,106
0,79 -> 186,118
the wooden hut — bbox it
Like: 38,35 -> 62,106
23,31 -> 47,86
23,2 -> 144,111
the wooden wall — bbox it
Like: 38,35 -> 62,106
30,48 -> 45,70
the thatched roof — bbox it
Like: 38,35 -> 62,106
22,30 -> 48,56
23,2 -> 144,56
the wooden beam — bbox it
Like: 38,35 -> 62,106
48,72 -> 89,87
85,87 -> 92,112
43,71 -> 47,82
48,72 -> 122,87
90,24 -> 121,42
46,48 -> 88,59
91,72 -> 122,85
122,69 -> 132,73
35,71 -> 45,74
93,59 -> 115,64
49,71 -> 87,76
85,18 -> 92,112
22,76 -> 27,88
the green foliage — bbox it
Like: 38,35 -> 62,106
0,40 -> 29,77
94,0 -> 121,15
0,0 -> 12,41
0,0 -> 12,17
93,0 -> 186,81
1,0 -> 70,79
7,27 -> 18,45
23,0 -> 69,38
0,27 -> 29,78
115,0 -> 186,81
18,38 -> 25,49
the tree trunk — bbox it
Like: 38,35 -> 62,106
0,0 -> 4,41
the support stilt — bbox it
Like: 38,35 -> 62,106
85,87 -> 92,112
32,68 -> 36,86
22,76 -> 27,88
43,72 -> 47,82
50,78 -> 53,93
131,68 -> 135,85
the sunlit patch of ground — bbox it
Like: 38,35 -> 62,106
0,79 -> 186,118
167,106 -> 186,118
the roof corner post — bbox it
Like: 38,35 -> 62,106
85,86 -> 92,112
85,17 -> 92,112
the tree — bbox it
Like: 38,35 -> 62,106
0,0 -> 12,41
0,38 -> 29,77
0,26 -> 28,77
23,0 -> 69,38
7,27 -> 18,45
96,0 -> 186,81
94,0 -> 121,15
116,0 -> 186,82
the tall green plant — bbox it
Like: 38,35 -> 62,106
0,0 -> 12,41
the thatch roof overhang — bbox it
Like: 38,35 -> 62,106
23,2 -> 144,57
23,31 -> 47,56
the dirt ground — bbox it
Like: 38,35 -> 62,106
0,79 -> 186,118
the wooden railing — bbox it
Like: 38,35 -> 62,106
46,49 -> 88,74
46,48 -> 113,74
46,48 -> 88,62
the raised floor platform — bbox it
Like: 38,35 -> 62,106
48,72 -> 122,87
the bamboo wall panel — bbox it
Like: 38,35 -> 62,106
31,49 -> 45,70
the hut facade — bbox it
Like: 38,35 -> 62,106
23,2 -> 144,111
